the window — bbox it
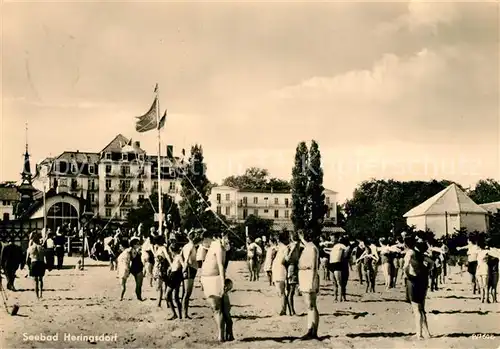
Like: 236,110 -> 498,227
89,164 -> 95,175
243,197 -> 248,204
153,181 -> 158,190
106,179 -> 112,190
326,209 -> 330,218
120,194 -> 125,203
105,194 -> 111,203
285,198 -> 289,207
274,198 -> 279,205
326,197 -> 330,205
138,154 -> 144,161
105,152 -> 111,160
253,197 -> 258,204
120,208 -> 130,218
2,201 -> 6,206
121,153 -> 128,161
225,207 -> 230,216
71,163 -> 77,173
138,194 -> 144,202
274,210 -> 279,218
264,209 -> 269,213
105,165 -> 112,174
90,193 -> 95,203
216,194 -> 221,203
60,178 -> 67,186
3,213 -> 9,221
225,193 -> 230,201
253,209 -> 258,216
121,165 -> 130,176
105,208 -> 112,217
169,182 -> 175,192
285,210 -> 289,218
216,206 -> 222,214
71,179 -> 78,190
243,208 -> 248,219
88,179 -> 95,190
138,181 -> 144,191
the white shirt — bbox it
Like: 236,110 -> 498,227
45,238 -> 55,249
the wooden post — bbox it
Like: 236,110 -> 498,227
67,236 -> 72,257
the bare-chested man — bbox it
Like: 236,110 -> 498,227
200,231 -> 234,342
181,229 -> 199,319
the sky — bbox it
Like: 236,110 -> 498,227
1,0 -> 499,202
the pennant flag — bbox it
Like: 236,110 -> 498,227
135,97 -> 158,132
158,110 -> 166,130
154,83 -> 158,93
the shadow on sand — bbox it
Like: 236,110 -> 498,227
16,288 -> 71,292
436,333 -> 498,338
360,298 -> 406,303
240,335 -> 331,343
233,314 -> 274,320
346,332 -> 413,338
429,310 -> 491,315
437,295 -> 478,300
321,311 -> 370,319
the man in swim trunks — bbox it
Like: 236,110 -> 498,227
200,231 -> 234,342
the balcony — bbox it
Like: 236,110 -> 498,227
88,186 -> 99,192
104,201 -> 115,206
104,187 -> 115,192
122,200 -> 134,207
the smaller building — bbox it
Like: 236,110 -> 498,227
403,183 -> 488,237
0,184 -> 20,221
209,185 -> 338,228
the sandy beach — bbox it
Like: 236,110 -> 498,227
1,258 -> 499,349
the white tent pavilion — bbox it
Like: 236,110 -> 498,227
403,183 -> 488,237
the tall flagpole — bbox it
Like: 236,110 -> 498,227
156,84 -> 163,237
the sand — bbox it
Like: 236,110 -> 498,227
1,258 -> 499,349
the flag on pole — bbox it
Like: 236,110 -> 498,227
135,97 -> 158,132
158,110 -> 166,130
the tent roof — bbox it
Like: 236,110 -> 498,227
403,183 -> 487,217
479,201 -> 500,214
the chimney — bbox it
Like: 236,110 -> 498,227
135,141 -> 140,148
166,145 -> 173,159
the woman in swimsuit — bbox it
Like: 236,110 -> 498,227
263,237 -> 277,286
356,242 -> 379,293
297,230 -> 320,340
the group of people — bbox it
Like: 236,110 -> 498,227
2,222 -> 500,342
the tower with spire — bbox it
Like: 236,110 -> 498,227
16,122 -> 37,218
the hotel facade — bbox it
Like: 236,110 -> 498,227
33,134 -> 185,221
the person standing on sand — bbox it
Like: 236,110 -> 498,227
356,242 -> 378,293
297,230 -> 320,340
1,238 -> 25,291
285,230 -> 302,315
54,227 -> 65,270
263,237 -> 277,286
272,230 -> 290,315
404,236 -> 433,340
200,231 -> 234,342
246,237 -> 263,282
43,232 -> 55,272
26,235 -> 45,299
181,229 -> 199,319
456,236 -> 480,294
165,241 -> 184,320
328,233 -> 346,302
141,233 -> 155,287
117,238 -> 142,301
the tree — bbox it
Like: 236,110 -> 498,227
235,214 -> 273,243
336,204 -> 346,228
469,179 -> 500,204
221,167 -> 291,191
291,142 -> 308,231
305,140 -> 327,235
127,193 -> 181,233
179,145 -> 211,230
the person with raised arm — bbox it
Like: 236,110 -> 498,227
297,230 -> 320,339
456,235 -> 480,294
356,240 -> 379,293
